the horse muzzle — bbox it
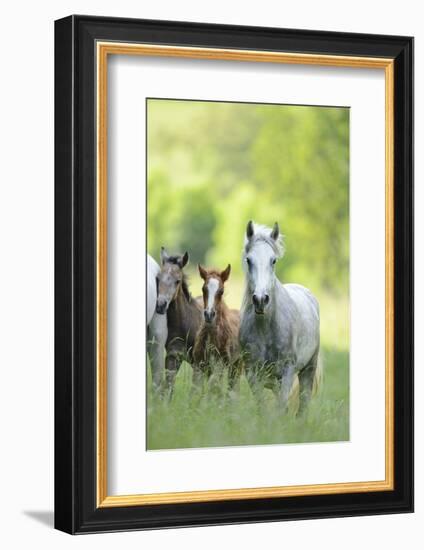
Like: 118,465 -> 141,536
252,293 -> 269,315
204,310 -> 216,323
155,299 -> 168,315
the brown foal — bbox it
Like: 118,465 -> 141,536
193,264 -> 241,392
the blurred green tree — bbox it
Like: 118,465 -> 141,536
147,99 -> 349,296
177,185 -> 216,266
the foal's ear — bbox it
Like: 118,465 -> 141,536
270,222 -> 279,241
160,246 -> 169,264
246,220 -> 255,239
221,264 -> 231,282
180,251 -> 189,268
198,264 -> 207,280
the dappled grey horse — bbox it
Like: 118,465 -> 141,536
239,221 -> 321,414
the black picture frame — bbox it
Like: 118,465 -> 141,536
55,14 -> 413,534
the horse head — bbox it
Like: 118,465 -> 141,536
243,220 -> 283,315
155,247 -> 189,314
198,264 -> 231,324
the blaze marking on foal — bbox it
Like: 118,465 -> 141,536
193,264 -> 240,392
205,278 -> 219,320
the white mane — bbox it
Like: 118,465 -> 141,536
244,222 -> 285,258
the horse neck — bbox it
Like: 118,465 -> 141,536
168,286 -> 192,322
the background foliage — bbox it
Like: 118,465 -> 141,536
147,99 -> 350,449
147,99 -> 349,295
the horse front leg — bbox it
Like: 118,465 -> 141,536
191,335 -> 207,399
277,362 -> 297,414
163,351 -> 181,399
147,312 -> 167,392
227,359 -> 241,396
207,356 -> 225,398
227,346 -> 243,398
190,361 -> 207,404
298,354 -> 318,415
245,361 -> 266,411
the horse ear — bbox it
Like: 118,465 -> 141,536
246,220 -> 254,239
221,264 -> 231,282
160,246 -> 169,264
180,251 -> 189,268
198,264 -> 207,280
270,222 -> 279,241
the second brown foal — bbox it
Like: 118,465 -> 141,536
193,264 -> 241,393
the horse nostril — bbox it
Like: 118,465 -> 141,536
264,294 -> 270,305
252,294 -> 259,306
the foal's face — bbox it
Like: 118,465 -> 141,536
199,264 -> 231,324
155,249 -> 188,315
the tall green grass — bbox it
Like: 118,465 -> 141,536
147,346 -> 349,450
147,292 -> 349,450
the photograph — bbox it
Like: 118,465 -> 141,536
146,98 -> 350,450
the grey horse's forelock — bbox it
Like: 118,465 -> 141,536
244,223 -> 285,258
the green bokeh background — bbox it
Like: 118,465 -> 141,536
147,99 -> 350,449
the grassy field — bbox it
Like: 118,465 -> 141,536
147,347 -> 348,450
146,288 -> 349,450
147,271 -> 349,450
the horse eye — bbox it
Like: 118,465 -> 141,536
271,258 -> 276,266
246,257 -> 251,267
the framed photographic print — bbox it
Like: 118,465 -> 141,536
54,15 -> 414,534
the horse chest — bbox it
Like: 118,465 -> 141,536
166,302 -> 201,351
241,314 -> 292,363
201,327 -> 224,353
